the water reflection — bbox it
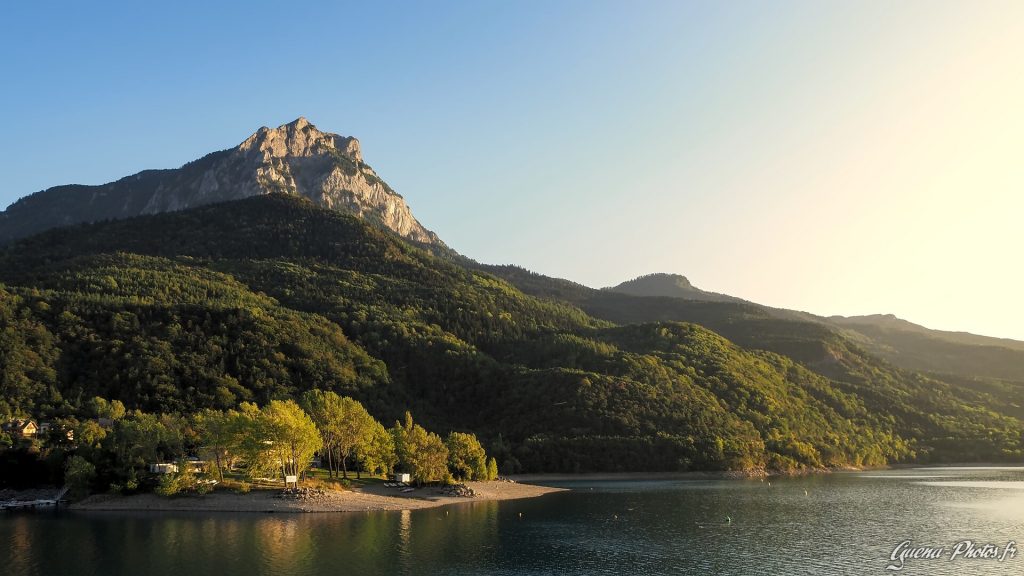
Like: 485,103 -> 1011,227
397,509 -> 411,575
2,469 -> 1023,576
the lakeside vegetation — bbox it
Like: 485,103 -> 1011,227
1,194 -> 1021,490
3,392 -> 496,499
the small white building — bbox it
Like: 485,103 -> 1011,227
392,473 -> 411,483
149,463 -> 179,474
2,419 -> 38,438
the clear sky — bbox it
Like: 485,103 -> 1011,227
3,1 -> 1023,339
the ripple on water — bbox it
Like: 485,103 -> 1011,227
3,468 -> 1024,576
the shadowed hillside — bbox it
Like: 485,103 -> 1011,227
5,194 -> 1011,472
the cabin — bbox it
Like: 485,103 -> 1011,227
149,459 -> 206,475
2,419 -> 38,438
391,472 -> 411,483
149,463 -> 179,474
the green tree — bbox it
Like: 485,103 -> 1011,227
64,455 -> 96,499
334,396 -> 376,479
446,431 -> 488,480
103,411 -> 181,479
233,402 -> 273,479
392,412 -> 448,485
485,456 -> 499,481
87,396 -> 126,420
73,420 -> 108,450
260,400 -> 322,483
300,390 -> 345,477
355,419 -> 396,477
301,391 -> 379,479
194,408 -> 240,481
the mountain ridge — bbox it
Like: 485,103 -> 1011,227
529,267 -> 1024,385
0,117 -> 441,246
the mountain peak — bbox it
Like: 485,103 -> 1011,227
239,117 -> 362,163
0,119 -> 435,245
608,273 -> 693,292
604,273 -> 741,303
652,273 -> 693,288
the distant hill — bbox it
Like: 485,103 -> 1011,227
483,263 -> 1024,462
830,313 -> 1024,352
604,273 -> 744,303
827,314 -> 1024,382
600,273 -> 1024,383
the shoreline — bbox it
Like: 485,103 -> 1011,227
508,468 -> 844,482
509,471 -> 755,482
34,463 -> 1024,514
509,463 -> 1024,483
68,480 -> 566,514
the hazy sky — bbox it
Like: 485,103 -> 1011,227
3,1 -> 1023,339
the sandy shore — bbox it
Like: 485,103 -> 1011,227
69,481 -> 566,513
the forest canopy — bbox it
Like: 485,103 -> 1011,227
1,194 -> 1020,477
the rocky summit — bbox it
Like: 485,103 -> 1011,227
0,118 -> 441,245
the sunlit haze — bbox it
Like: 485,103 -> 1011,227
3,1 -> 1022,339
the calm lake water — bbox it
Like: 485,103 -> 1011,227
3,467 -> 1023,575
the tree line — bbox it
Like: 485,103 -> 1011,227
3,392 -> 497,498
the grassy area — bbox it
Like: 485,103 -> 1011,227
208,467 -> 388,493
304,467 -> 388,489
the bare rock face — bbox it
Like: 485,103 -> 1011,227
0,118 -> 441,245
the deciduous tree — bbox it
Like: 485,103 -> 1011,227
392,412 -> 448,485
446,431 -> 487,480
259,400 -> 322,482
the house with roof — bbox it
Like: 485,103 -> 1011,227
1,419 -> 39,439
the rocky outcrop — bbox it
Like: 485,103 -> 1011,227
0,118 -> 441,245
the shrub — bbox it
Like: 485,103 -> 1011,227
154,474 -> 181,497
65,456 -> 96,499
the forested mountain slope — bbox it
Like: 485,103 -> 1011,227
597,270 -> 1024,385
482,265 -> 1024,463
0,196 -> 1019,471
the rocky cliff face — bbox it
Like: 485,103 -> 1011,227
0,118 -> 441,245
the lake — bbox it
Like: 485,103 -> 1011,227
3,467 -> 1023,575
